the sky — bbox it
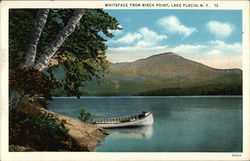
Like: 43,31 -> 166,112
104,10 -> 242,69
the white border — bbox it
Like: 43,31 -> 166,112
0,1 -> 249,161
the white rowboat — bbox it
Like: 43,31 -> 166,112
89,112 -> 154,128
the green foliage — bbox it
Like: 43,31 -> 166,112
27,113 -> 69,137
10,110 -> 69,138
9,110 -> 70,150
56,9 -> 116,97
9,9 -> 121,98
75,108 -> 91,121
9,67 -> 60,99
10,110 -> 69,140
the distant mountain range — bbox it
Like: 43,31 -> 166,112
80,52 -> 242,96
53,52 -> 242,96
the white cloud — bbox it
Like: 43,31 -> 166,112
171,44 -> 205,54
114,33 -> 142,44
170,41 -> 242,69
135,28 -> 167,47
106,27 -> 168,62
206,49 -> 221,56
108,27 -> 167,45
108,25 -> 123,35
206,21 -> 234,38
209,40 -> 241,53
157,15 -> 197,37
107,32 -> 141,44
137,27 -> 167,47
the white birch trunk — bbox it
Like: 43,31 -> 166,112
21,9 -> 50,67
10,9 -> 50,109
34,9 -> 86,71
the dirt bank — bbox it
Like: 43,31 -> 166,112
12,101 -> 108,151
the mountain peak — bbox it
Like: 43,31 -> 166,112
149,52 -> 179,58
161,52 -> 178,55
138,52 -> 186,65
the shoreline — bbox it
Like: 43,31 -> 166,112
11,101 -> 108,151
51,95 -> 243,99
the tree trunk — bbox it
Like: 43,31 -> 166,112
11,9 -> 49,109
9,91 -> 23,110
34,9 -> 86,71
21,9 -> 50,67
10,9 -> 85,109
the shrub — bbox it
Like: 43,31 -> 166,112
9,110 -> 70,151
28,113 -> 69,138
75,108 -> 91,121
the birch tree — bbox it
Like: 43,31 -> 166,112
9,9 -> 121,109
21,9 -> 50,67
34,9 -> 86,71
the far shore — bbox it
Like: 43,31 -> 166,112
51,95 -> 243,98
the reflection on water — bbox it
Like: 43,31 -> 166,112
107,126 -> 153,139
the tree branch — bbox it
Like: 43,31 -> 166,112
34,9 -> 86,71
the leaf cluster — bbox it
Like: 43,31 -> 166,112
9,67 -> 60,99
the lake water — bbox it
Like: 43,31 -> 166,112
48,96 -> 242,152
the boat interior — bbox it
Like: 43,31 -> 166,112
90,112 -> 150,124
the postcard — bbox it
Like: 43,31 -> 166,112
0,0 -> 249,161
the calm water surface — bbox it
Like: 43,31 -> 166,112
48,96 -> 242,152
